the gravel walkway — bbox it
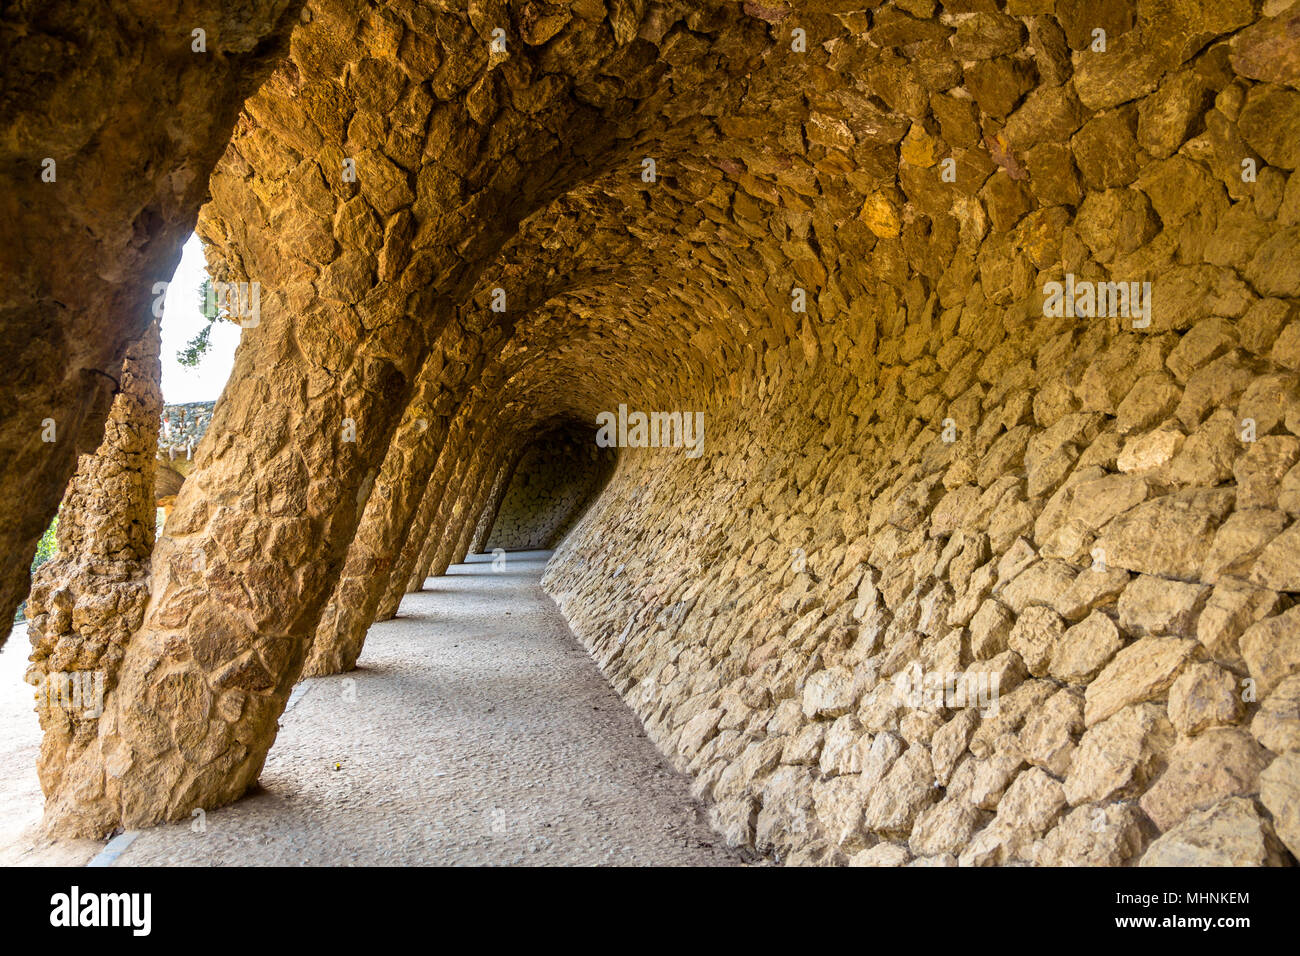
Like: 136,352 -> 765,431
0,551 -> 742,866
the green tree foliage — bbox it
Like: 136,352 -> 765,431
31,515 -> 57,571
15,515 -> 58,623
176,277 -> 220,368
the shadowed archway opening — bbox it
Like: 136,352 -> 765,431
482,421 -> 616,554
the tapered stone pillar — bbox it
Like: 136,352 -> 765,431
411,438 -> 507,588
24,320 -> 162,797
468,456 -> 519,556
301,354 -> 455,677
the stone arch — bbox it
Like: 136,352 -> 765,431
4,1 -> 1296,865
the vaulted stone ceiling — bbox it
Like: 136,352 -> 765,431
6,0 -> 1300,864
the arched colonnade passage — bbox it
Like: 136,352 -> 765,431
3,1 -> 1299,865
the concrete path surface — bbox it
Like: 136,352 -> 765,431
0,551 -> 742,866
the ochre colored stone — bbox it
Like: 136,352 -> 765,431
1,1 -> 1293,871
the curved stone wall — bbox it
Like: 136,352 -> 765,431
544,278 -> 1300,865
7,0 -> 1297,863
532,0 -> 1300,865
486,426 -> 614,551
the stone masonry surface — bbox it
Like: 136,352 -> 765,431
2,0 -> 1297,865
487,425 -> 614,550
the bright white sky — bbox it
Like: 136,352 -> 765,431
159,234 -> 240,404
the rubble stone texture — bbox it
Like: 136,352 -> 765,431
0,0 -> 304,649
6,0 -> 1300,864
23,320 -> 162,798
485,425 -> 614,551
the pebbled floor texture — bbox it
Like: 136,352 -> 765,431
0,550 -> 744,867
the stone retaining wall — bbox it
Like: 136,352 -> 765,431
487,427 -> 614,551
540,26 -> 1300,860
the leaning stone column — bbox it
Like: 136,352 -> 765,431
374,401 -> 504,618
407,451 -> 485,589
451,447 -> 511,566
40,292 -> 435,838
427,438 -> 512,579
408,455 -> 475,587
375,470 -> 450,619
301,358 -> 454,677
24,320 -> 162,798
467,455 -> 519,556
372,404 -> 482,620
403,410 -> 514,592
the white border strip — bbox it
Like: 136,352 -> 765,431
284,681 -> 313,713
86,830 -> 139,867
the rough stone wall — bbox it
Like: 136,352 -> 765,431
486,426 -> 614,551
20,0 -> 1300,862
546,296 -> 1300,866
24,320 -> 162,797
0,0 -> 303,649
536,4 -> 1300,866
